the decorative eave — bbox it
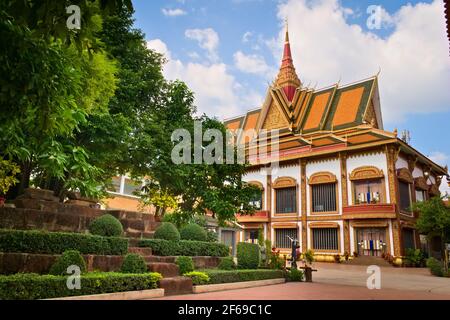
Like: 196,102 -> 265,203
350,166 -> 384,181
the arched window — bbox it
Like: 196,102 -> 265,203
349,166 -> 385,205
273,177 -> 297,214
309,172 -> 338,213
247,181 -> 264,210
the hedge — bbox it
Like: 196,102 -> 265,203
237,243 -> 260,269
88,214 -> 123,237
0,229 -> 128,255
139,239 -> 229,257
49,250 -> 87,276
154,222 -> 180,241
0,272 -> 162,300
201,269 -> 284,284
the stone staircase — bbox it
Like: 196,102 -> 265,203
127,245 -> 193,296
344,256 -> 393,267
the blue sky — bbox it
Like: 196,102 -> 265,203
132,0 -> 450,190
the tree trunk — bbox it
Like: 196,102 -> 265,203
442,231 -> 448,274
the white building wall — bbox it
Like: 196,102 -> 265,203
412,166 -> 423,178
395,156 -> 408,169
305,158 -> 341,216
346,152 -> 390,203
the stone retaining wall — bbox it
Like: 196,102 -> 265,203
0,252 -> 125,275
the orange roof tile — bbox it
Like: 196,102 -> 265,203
332,87 -> 364,127
303,92 -> 331,130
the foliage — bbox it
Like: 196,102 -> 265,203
413,196 -> 450,273
0,7 -> 118,199
286,268 -> 304,282
176,256 -> 195,275
268,247 -> 284,270
0,272 -> 162,300
154,222 -> 181,241
49,250 -> 87,276
201,269 -> 284,284
139,239 -> 229,257
0,158 -> 20,196
218,257 -> 236,270
405,248 -> 424,267
303,249 -> 315,266
88,214 -> 123,237
180,223 -> 207,241
0,229 -> 128,255
257,226 -> 264,247
206,230 -> 218,242
237,243 -> 260,269
120,254 -> 147,274
183,271 -> 210,285
426,258 -> 444,277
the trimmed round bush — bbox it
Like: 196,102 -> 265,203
180,223 -> 207,241
88,214 -> 123,237
120,254 -> 148,274
184,271 -> 210,285
49,250 -> 87,276
176,256 -> 194,275
154,222 -> 180,241
237,243 -> 260,269
218,256 -> 236,270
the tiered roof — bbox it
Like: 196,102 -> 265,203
224,27 -> 447,175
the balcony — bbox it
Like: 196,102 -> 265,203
236,210 -> 270,222
342,204 -> 397,219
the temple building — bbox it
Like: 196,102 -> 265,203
225,27 -> 448,264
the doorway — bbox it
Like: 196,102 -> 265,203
356,228 -> 387,257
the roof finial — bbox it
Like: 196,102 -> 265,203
285,18 -> 289,43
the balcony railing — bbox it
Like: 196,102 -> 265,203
342,204 -> 396,219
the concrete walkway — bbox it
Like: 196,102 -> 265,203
151,263 -> 450,300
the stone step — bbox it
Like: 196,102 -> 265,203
147,262 -> 179,278
120,219 -> 160,233
159,276 -> 193,296
145,256 -> 176,263
127,238 -> 142,247
344,256 -> 393,267
128,247 -> 152,256
107,210 -> 156,222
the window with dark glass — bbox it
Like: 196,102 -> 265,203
311,183 -> 337,212
275,187 -> 296,213
275,228 -> 298,248
249,189 -> 263,210
353,179 -> 383,204
123,178 -> 142,196
399,181 -> 412,212
402,229 -> 415,250
312,228 -> 339,251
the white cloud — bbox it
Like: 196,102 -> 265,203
233,51 -> 276,78
146,39 -> 263,119
272,0 -> 450,123
185,28 -> 219,62
161,8 -> 187,17
242,31 -> 253,43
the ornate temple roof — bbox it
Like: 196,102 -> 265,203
224,26 -> 447,176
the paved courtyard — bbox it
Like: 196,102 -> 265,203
152,263 -> 450,300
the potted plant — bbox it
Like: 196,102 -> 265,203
334,254 -> 341,263
344,251 -> 350,261
0,158 -> 20,207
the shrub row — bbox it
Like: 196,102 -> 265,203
139,239 -> 229,257
0,272 -> 162,300
202,269 -> 284,284
0,229 -> 128,255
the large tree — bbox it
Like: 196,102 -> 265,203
413,196 -> 450,272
